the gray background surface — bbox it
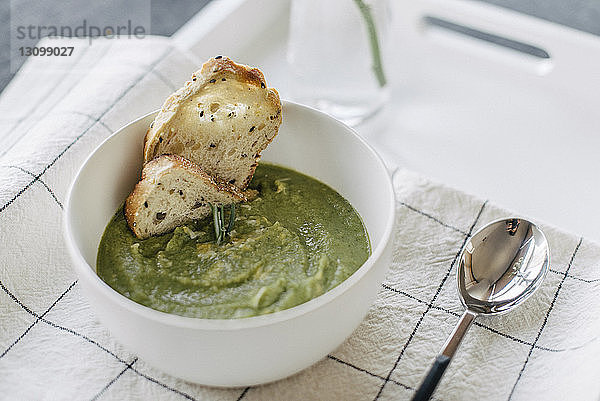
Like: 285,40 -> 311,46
0,0 -> 599,94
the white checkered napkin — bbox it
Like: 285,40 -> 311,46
1,37 -> 600,401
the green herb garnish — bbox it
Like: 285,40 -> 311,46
208,203 -> 236,245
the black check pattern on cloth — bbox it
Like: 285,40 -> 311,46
0,280 -> 76,359
1,168 -> 596,400
91,358 -> 139,401
0,43 -> 211,400
1,165 -> 596,401
234,202 -> 595,400
1,42 -> 125,167
507,237 -> 583,400
0,43 -> 94,158
1,165 -> 65,209
0,43 -> 597,400
372,201 -> 488,400
0,280 -> 203,401
0,43 -> 172,215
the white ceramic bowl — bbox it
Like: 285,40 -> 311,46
64,101 -> 395,387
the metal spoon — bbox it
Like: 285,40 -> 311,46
412,218 -> 549,401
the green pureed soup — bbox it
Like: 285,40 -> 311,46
97,163 -> 370,319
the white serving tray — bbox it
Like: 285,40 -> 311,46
174,0 -> 600,241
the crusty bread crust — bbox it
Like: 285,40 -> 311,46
143,56 -> 282,189
125,154 -> 249,239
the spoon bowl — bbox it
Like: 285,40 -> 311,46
412,218 -> 549,401
459,218 -> 549,314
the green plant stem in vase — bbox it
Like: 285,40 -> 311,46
353,0 -> 387,87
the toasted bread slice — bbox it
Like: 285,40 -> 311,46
125,154 -> 249,239
143,56 -> 282,189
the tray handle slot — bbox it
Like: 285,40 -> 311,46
423,16 -> 550,60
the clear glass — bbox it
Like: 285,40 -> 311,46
287,0 -> 390,126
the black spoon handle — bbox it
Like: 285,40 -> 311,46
411,355 -> 451,401
411,310 -> 476,401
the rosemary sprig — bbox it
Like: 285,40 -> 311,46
353,0 -> 387,87
227,202 -> 236,233
208,203 -> 236,245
